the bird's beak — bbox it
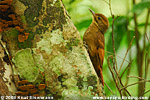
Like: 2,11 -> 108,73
89,9 -> 95,16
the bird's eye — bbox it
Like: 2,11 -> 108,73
98,17 -> 101,20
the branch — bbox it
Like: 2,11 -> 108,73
107,56 -> 122,97
145,52 -> 149,80
124,6 -> 132,95
106,51 -> 130,63
143,89 -> 150,95
133,0 -> 145,96
133,1 -> 139,50
120,80 -> 150,90
143,8 -> 150,50
127,76 -> 145,80
108,0 -> 119,70
112,60 -> 133,97
120,60 -> 133,78
118,36 -> 135,74
109,0 -> 113,17
145,33 -> 150,43
106,0 -> 134,98
104,82 -> 114,95
143,51 -> 150,95
103,0 -> 109,5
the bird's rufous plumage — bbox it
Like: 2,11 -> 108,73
83,9 -> 109,86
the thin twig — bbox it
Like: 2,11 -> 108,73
112,15 -> 119,70
145,33 -> 150,43
133,0 -> 144,96
112,60 -> 133,98
104,82 -> 114,95
145,52 -> 149,80
107,56 -> 122,98
143,51 -> 150,96
110,56 -> 133,98
143,89 -> 150,95
119,81 -> 133,98
106,0 -> 134,98
120,80 -> 150,90
109,0 -> 113,16
141,6 -> 150,97
143,9 -> 150,86
106,51 -> 130,63
127,76 -> 145,80
120,60 -> 133,78
143,8 -> 150,50
118,36 -> 135,74
103,0 -> 109,5
109,0 -> 119,70
123,6 -> 132,95
133,0 -> 139,50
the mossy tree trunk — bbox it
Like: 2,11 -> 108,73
0,0 -> 105,99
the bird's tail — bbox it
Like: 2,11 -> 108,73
99,66 -> 104,86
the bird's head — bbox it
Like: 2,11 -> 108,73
89,9 -> 109,33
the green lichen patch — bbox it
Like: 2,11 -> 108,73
36,36 -> 52,55
62,77 -> 77,88
32,53 -> 45,72
35,29 -> 64,54
48,53 -> 64,76
12,48 -> 39,82
62,87 -> 93,100
62,87 -> 81,100
65,47 -> 91,77
46,46 -> 96,95
50,30 -> 64,45
32,72 -> 45,85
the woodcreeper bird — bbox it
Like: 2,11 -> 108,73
83,9 -> 109,86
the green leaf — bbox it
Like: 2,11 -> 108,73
132,1 -> 150,13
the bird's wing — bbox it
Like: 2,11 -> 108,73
97,47 -> 104,68
96,38 -> 105,69
95,37 -> 105,86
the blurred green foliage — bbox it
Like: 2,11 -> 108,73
63,0 -> 150,97
133,0 -> 150,13
107,16 -> 127,53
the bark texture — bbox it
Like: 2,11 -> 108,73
0,0 -> 105,99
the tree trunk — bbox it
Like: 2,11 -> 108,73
0,0 -> 105,99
